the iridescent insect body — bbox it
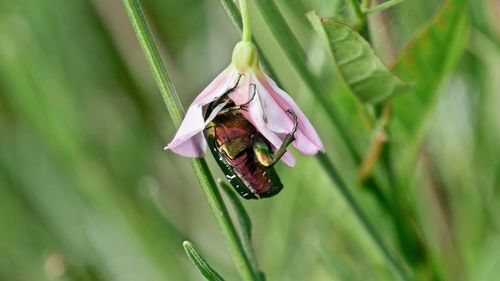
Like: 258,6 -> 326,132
203,76 -> 297,199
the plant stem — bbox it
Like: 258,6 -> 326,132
217,0 -> 278,86
361,0 -> 373,10
363,0 -> 405,14
317,154 -> 411,281
347,0 -> 364,20
239,0 -> 252,42
121,1 -> 258,280
347,0 -> 370,39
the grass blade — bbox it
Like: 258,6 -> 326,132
218,180 -> 252,243
218,180 -> 262,280
183,241 -> 225,281
316,154 -> 411,281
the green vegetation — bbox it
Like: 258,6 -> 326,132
1,0 -> 499,280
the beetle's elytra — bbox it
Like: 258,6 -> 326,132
203,75 -> 297,199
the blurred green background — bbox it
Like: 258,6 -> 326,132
1,0 -> 500,280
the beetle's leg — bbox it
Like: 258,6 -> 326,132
217,84 -> 257,115
253,110 -> 298,167
240,84 -> 257,111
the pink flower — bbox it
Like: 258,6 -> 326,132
165,42 -> 324,167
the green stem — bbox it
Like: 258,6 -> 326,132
317,154 -> 411,281
361,0 -> 373,10
363,0 -> 405,14
121,1 -> 258,280
240,0 -> 252,42
217,0 -> 278,84
348,0 -> 364,20
347,0 -> 370,39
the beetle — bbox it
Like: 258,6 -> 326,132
203,75 -> 298,199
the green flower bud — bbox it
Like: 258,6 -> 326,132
231,41 -> 258,72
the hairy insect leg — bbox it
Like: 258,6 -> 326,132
253,109 -> 298,167
217,84 -> 257,115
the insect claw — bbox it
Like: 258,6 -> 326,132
237,84 -> 257,112
286,109 -> 298,138
234,73 -> 244,87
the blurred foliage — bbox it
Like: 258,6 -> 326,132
1,0 -> 500,280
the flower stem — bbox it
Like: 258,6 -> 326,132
347,0 -> 370,39
239,0 -> 252,42
218,0 -> 278,80
348,0 -> 364,20
121,1 -> 258,280
363,0 -> 405,14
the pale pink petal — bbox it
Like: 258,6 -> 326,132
242,81 -> 296,167
166,131 -> 206,157
254,78 -> 294,134
165,67 -> 239,157
230,74 -> 252,105
258,73 -> 325,155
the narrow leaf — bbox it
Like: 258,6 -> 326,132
183,241 -> 225,281
218,180 -> 263,281
308,11 -> 403,104
391,0 -> 468,139
218,180 -> 252,241
217,179 -> 265,281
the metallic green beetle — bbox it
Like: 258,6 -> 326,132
203,76 -> 298,199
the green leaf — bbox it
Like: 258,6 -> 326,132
183,241 -> 225,281
218,180 -> 252,242
308,11 -> 403,104
218,180 -> 263,280
391,0 -> 468,139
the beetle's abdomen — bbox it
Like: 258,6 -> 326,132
226,151 -> 277,196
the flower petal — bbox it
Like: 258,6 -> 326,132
165,131 -> 206,157
258,73 -> 325,155
165,67 -> 239,157
254,79 -> 294,134
242,76 -> 296,167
